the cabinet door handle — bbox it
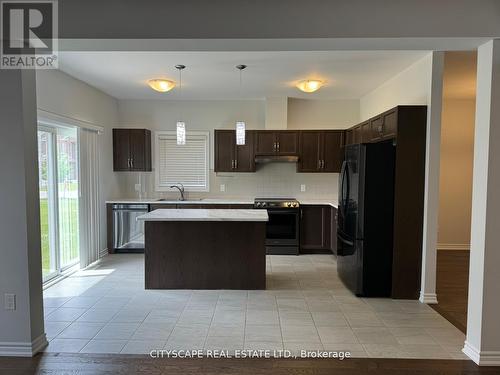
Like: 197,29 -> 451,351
127,158 -> 131,168
131,158 -> 134,168
234,160 -> 238,169
273,142 -> 277,151
318,159 -> 321,169
277,142 -> 280,152
231,160 -> 235,169
321,160 -> 325,169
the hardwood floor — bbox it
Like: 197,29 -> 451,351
1,353 -> 498,375
431,250 -> 470,333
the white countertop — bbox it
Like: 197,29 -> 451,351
106,198 -> 254,205
300,200 -> 338,208
137,209 -> 269,222
106,198 -> 337,208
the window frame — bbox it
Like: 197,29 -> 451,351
154,130 -> 210,192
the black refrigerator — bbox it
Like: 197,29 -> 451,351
337,142 -> 396,297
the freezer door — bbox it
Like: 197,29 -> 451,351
337,231 -> 363,295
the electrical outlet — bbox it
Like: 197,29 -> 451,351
134,183 -> 142,192
220,184 -> 226,192
4,294 -> 16,311
300,184 -> 306,192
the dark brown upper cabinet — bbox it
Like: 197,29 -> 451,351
360,121 -> 371,142
214,130 -> 255,172
254,131 -> 298,156
297,130 -> 343,173
353,125 -> 362,144
344,128 -> 355,146
112,129 -> 152,172
369,109 -> 398,142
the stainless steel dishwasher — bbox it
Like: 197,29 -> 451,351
112,204 -> 149,252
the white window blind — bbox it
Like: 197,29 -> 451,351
155,131 -> 209,192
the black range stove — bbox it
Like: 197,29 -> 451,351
254,198 -> 300,255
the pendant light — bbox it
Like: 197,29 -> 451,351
235,64 -> 247,145
175,64 -> 186,145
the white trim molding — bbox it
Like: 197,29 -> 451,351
419,292 -> 438,304
0,334 -> 48,357
37,108 -> 105,133
437,243 -> 470,251
463,341 -> 500,366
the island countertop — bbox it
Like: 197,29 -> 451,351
137,208 -> 269,222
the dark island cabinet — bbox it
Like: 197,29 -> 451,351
113,129 -> 152,171
254,131 -> 299,156
298,131 -> 343,173
214,130 -> 255,172
300,205 -> 337,253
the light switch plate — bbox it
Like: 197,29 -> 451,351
300,184 -> 306,192
220,184 -> 226,192
4,294 -> 15,311
134,183 -> 142,192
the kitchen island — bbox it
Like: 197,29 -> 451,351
137,209 -> 269,290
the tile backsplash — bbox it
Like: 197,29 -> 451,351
117,163 -> 338,202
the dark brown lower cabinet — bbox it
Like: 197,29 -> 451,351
300,205 -> 336,254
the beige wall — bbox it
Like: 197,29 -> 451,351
359,53 -> 432,120
287,98 -> 359,129
438,98 -> 475,248
436,51 -> 476,250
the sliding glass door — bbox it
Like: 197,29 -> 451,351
38,126 -> 80,281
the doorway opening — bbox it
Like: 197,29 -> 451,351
431,51 -> 477,333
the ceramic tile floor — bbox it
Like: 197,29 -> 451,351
42,254 -> 468,359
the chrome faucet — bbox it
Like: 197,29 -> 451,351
169,183 -> 185,201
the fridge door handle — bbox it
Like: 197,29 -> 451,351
337,231 -> 354,247
339,161 -> 348,215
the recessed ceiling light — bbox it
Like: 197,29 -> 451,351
296,80 -> 324,93
148,79 -> 176,92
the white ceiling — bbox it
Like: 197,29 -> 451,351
58,51 -> 428,100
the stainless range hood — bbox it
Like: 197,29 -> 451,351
255,155 -> 299,163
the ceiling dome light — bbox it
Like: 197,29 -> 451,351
296,80 -> 324,93
148,79 -> 176,92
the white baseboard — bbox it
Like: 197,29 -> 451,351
0,333 -> 48,357
463,341 -> 500,366
437,243 -> 470,251
419,292 -> 438,304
